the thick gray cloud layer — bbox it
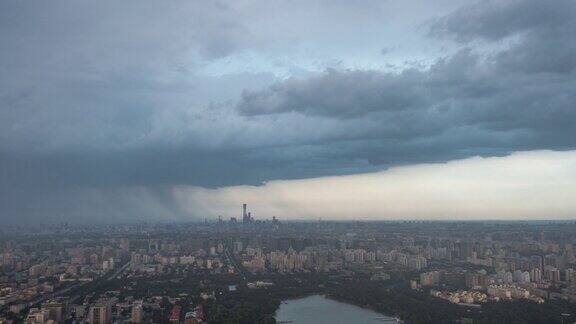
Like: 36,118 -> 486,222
0,0 -> 575,223
238,0 -> 576,162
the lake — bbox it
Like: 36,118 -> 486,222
275,294 -> 398,323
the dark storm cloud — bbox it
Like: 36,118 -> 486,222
1,0 -> 575,223
237,0 -> 576,166
238,51 -> 576,147
428,0 -> 574,43
0,0 -> 274,222
429,0 -> 576,74
238,68 -> 431,118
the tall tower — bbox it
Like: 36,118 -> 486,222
242,204 -> 247,222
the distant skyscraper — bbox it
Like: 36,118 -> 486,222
242,203 -> 253,223
242,204 -> 248,223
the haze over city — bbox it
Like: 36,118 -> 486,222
1,0 -> 575,223
3,2 -> 576,323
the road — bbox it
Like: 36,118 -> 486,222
27,261 -> 132,307
106,261 -> 131,281
27,281 -> 85,307
224,248 -> 248,280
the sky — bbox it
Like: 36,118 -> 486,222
1,0 -> 575,223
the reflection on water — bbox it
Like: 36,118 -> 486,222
275,294 -> 399,324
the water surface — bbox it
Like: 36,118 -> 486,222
275,294 -> 396,324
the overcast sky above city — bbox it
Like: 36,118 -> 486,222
1,0 -> 575,223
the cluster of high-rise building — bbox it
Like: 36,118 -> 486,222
15,295 -> 204,324
3,215 -> 576,322
237,246 -> 430,273
0,240 -> 128,312
430,289 -> 488,305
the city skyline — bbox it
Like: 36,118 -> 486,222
3,218 -> 576,323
